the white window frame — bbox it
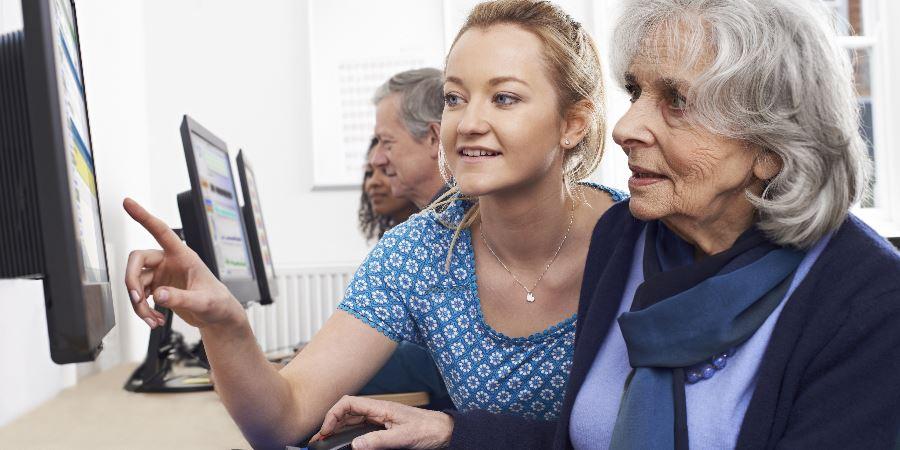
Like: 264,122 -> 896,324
850,0 -> 900,237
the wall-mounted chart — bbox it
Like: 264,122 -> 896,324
308,0 -> 446,188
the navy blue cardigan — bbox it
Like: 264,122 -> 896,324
449,201 -> 900,449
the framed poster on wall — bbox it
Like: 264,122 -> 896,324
308,0 -> 446,189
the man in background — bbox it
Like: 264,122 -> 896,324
369,68 -> 448,209
357,68 -> 453,410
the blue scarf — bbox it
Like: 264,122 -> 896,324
609,221 -> 804,449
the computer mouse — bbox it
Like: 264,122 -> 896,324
304,423 -> 386,450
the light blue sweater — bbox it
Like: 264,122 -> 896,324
569,228 -> 832,450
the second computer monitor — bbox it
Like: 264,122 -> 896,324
179,115 -> 259,305
236,149 -> 277,305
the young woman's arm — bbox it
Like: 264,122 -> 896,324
123,199 -> 397,449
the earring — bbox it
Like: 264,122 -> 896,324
564,138 -> 571,147
438,143 -> 456,186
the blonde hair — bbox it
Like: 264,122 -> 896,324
433,0 -> 607,270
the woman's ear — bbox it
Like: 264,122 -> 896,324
560,100 -> 592,150
753,150 -> 782,181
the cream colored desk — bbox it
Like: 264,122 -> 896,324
0,362 -> 430,450
0,363 -> 250,450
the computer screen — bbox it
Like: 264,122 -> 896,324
54,0 -> 108,284
190,133 -> 254,280
0,0 -> 115,363
236,150 -> 277,304
242,161 -> 274,279
179,115 -> 259,305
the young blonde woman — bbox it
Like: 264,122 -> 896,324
122,1 -> 624,448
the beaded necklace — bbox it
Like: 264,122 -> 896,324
685,347 -> 737,384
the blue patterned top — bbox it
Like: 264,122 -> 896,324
339,184 -> 627,420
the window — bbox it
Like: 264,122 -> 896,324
824,0 -> 878,206
828,0 -> 900,235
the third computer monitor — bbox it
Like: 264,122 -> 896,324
179,115 -> 259,305
236,149 -> 277,305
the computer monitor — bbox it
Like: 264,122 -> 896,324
236,150 -> 278,305
124,117 -> 259,393
0,0 -> 114,363
178,115 -> 260,305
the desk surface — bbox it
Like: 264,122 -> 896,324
0,363 -> 250,450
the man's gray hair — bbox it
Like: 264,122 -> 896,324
611,0 -> 871,249
373,67 -> 444,140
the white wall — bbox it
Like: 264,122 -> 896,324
0,0 -> 79,427
138,0 -> 372,268
0,280 -> 78,427
590,0 -> 633,191
135,0 -> 380,343
0,0 -> 18,30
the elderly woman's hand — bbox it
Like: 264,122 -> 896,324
310,396 -> 453,450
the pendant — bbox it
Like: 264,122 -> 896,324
526,291 -> 535,303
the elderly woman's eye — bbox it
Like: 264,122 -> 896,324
624,83 -> 641,103
667,88 -> 687,111
444,92 -> 464,107
493,92 -> 521,106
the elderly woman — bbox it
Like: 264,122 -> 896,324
313,0 -> 900,448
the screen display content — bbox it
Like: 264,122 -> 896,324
242,165 -> 274,279
191,134 -> 253,280
54,0 -> 107,283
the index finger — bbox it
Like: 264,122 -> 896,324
123,197 -> 184,251
319,396 -> 391,437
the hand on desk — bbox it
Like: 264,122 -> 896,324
310,396 -> 453,449
123,198 -> 244,331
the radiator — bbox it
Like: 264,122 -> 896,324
246,264 -> 357,354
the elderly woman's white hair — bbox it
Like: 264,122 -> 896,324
611,0 -> 871,249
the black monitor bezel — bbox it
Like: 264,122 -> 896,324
236,149 -> 277,305
22,0 -> 114,363
179,115 -> 260,305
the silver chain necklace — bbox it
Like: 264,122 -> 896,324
479,206 -> 575,303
